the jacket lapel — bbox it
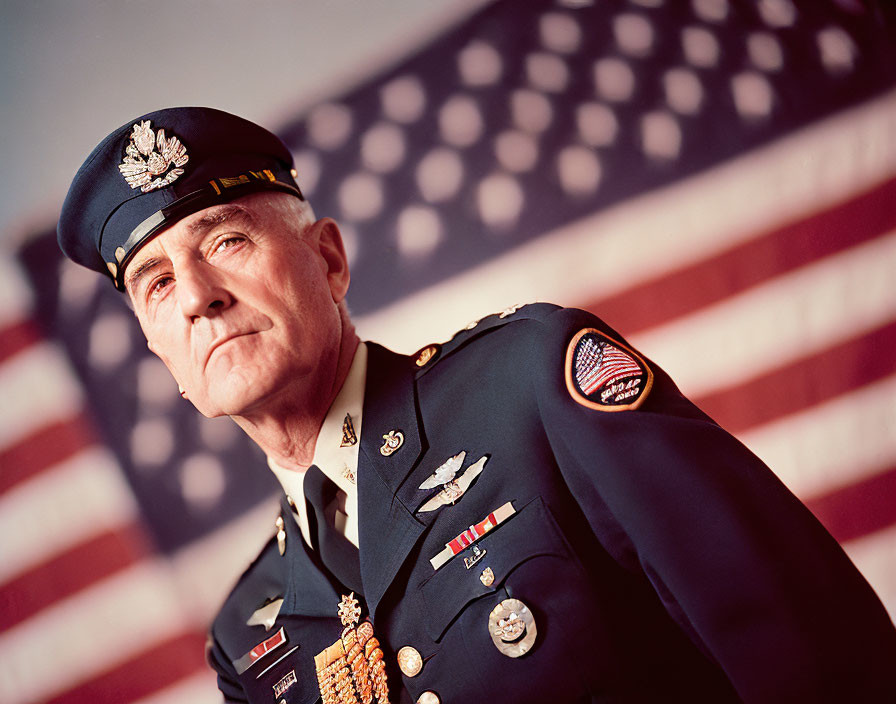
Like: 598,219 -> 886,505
357,343 -> 427,621
277,493 -> 342,619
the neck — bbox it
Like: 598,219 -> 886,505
231,319 -> 360,471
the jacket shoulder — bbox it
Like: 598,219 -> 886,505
413,303 -> 629,377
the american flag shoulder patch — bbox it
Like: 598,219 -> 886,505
565,328 -> 653,412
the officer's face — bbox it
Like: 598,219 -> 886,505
124,192 -> 351,419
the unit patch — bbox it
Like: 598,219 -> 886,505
565,329 -> 652,411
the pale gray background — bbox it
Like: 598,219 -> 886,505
0,0 -> 490,247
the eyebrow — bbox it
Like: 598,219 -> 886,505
125,256 -> 163,295
187,204 -> 254,236
124,204 -> 255,294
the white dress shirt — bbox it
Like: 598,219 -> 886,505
267,342 -> 367,548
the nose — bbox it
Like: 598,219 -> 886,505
175,260 -> 233,321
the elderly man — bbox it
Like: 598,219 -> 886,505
59,108 -> 896,704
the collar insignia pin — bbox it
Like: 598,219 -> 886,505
275,515 -> 286,556
380,430 -> 404,456
340,413 -> 357,447
118,120 -> 189,192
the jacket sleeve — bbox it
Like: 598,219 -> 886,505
531,307 -> 896,703
206,631 -> 248,703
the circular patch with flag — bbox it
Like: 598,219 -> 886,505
565,328 -> 653,411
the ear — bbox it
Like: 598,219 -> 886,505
308,217 -> 351,303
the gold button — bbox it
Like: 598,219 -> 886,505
397,645 -> 423,677
417,692 -> 440,704
415,344 -> 439,367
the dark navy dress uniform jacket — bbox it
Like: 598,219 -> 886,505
206,304 -> 896,703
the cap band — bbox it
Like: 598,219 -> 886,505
115,172 -> 302,290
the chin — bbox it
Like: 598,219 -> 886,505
206,367 -> 276,416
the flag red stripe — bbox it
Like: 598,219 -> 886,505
805,465 -> 896,544
0,415 -> 99,494
694,321 -> 896,434
44,631 -> 209,704
587,176 -> 896,336
0,524 -> 152,631
0,319 -> 44,364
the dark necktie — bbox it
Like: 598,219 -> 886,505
302,464 -> 363,595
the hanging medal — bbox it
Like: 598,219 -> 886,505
314,593 -> 390,704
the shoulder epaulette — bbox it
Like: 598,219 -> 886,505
412,302 -> 561,375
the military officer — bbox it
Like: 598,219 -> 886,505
58,107 -> 896,703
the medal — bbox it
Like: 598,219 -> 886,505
314,593 -> 390,704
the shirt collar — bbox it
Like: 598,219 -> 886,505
267,341 -> 367,548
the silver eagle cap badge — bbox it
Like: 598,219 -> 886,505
417,453 -> 489,513
118,120 -> 189,192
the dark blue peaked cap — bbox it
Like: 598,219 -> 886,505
58,106 -> 303,290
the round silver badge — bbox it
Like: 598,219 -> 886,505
487,598 -> 537,658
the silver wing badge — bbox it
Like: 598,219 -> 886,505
419,451 -> 466,489
417,454 -> 489,513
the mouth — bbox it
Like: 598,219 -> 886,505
204,331 -> 257,367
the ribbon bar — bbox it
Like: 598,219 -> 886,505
429,502 -> 515,570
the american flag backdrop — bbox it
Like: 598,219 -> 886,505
2,0 -> 896,701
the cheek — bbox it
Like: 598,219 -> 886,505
140,321 -> 190,382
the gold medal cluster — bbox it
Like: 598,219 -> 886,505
315,594 -> 390,704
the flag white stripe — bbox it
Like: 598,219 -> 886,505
0,447 -> 137,583
130,671 -> 221,704
168,496 -> 281,625
0,256 -> 34,330
0,560 -> 194,704
631,230 -> 896,399
0,342 -> 84,449
355,88 -> 896,353
739,374 -> 896,499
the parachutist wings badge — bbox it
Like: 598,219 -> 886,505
418,451 -> 466,490
119,120 -> 189,192
418,454 -> 489,513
